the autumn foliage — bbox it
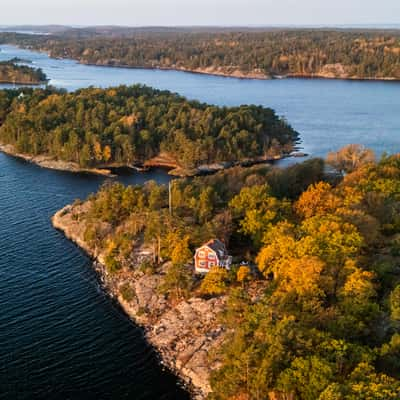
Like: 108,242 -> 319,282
210,150 -> 400,400
69,146 -> 400,399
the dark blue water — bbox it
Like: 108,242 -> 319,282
0,154 -> 188,399
0,43 -> 399,399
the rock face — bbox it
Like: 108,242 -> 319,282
177,65 -> 270,80
52,205 -> 226,399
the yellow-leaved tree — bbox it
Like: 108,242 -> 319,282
200,267 -> 229,297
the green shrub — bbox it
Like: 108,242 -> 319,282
120,282 -> 136,302
105,254 -> 121,273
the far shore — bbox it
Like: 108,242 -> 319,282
61,56 -> 400,82
5,43 -> 399,83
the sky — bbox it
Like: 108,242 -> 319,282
1,0 -> 400,27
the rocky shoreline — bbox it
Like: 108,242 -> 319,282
3,44 -> 399,82
0,143 -> 114,176
160,64 -> 400,81
0,143 -> 302,178
141,151 -> 301,177
55,55 -> 400,82
52,204 -> 227,399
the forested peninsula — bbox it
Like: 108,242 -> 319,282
1,29 -> 400,80
52,148 -> 400,399
0,61 -> 47,84
0,85 -> 297,175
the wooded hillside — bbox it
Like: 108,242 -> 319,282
67,149 -> 400,399
2,29 -> 400,79
0,85 -> 297,168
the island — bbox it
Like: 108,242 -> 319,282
52,147 -> 400,399
0,85 -> 298,176
8,56 -> 33,63
0,60 -> 47,84
2,28 -> 400,80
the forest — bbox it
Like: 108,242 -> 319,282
0,61 -> 47,84
0,85 -> 297,169
69,146 -> 400,399
1,29 -> 400,79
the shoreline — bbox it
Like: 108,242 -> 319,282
5,44 -> 399,83
51,204 -> 227,399
0,143 -> 304,178
0,143 -> 115,176
56,55 -> 400,82
0,79 -> 46,85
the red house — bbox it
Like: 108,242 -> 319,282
194,239 -> 232,274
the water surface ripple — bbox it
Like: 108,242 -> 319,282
0,154 -> 188,399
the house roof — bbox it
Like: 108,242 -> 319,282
203,239 -> 227,255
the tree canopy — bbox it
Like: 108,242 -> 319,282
0,61 -> 47,84
0,85 -> 297,168
67,148 -> 400,399
2,29 -> 400,79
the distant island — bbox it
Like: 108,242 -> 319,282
0,60 -> 47,84
1,29 -> 400,80
8,56 -> 33,64
0,85 -> 298,176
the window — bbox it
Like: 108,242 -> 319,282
199,261 -> 206,266
209,262 -> 215,267
208,253 -> 215,260
198,250 -> 205,258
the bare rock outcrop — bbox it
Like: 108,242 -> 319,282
52,205 -> 226,399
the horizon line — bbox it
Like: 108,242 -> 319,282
1,23 -> 400,29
